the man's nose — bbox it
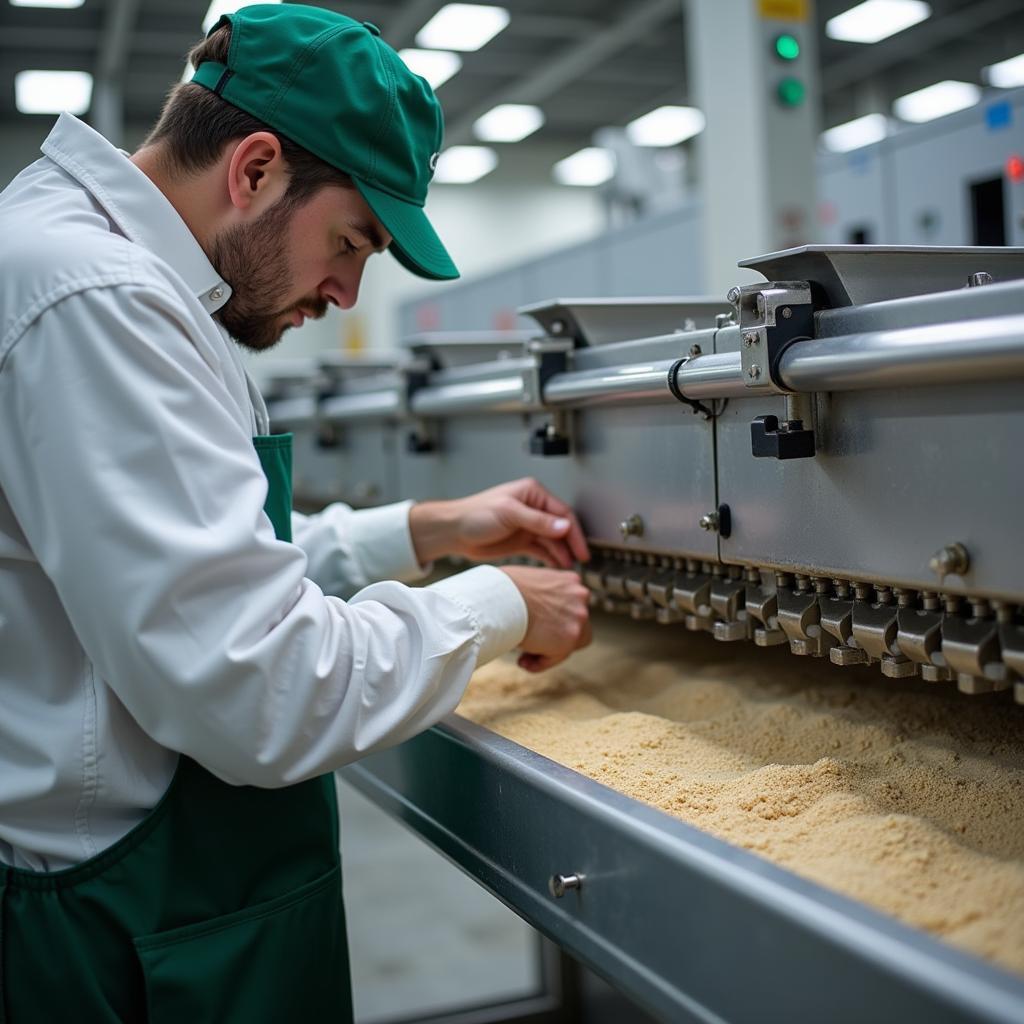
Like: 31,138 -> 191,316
320,266 -> 363,310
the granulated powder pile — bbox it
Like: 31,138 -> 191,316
458,617 -> 1024,975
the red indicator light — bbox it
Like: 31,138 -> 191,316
1007,155 -> 1024,182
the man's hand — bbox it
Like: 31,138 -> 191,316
500,566 -> 591,672
409,478 -> 590,568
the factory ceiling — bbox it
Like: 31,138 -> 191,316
1,0 -> 1023,156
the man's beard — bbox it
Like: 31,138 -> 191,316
209,196 -> 327,352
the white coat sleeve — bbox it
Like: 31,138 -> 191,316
290,501 -> 429,599
0,283 -> 527,788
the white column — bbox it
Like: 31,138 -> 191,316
686,0 -> 819,297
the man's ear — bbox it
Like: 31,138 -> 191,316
226,132 -> 287,213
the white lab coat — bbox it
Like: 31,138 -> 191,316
0,114 -> 527,870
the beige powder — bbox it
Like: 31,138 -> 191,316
458,617 -> 1024,976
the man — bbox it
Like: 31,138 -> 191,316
0,5 -> 591,1020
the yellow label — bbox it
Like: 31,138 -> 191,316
759,0 -> 809,21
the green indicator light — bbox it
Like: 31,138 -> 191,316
777,77 -> 806,107
774,33 -> 800,61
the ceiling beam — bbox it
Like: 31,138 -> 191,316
442,0 -> 682,147
822,0 -> 1023,92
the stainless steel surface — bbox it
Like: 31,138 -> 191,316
403,331 -> 535,369
520,297 -> 728,346
542,360 -> 675,407
320,390 -> 403,423
672,349 -> 748,399
342,717 -> 1024,1024
740,245 -> 1024,308
409,376 -> 531,417
777,315 -> 1024,393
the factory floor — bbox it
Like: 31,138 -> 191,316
337,779 -> 660,1024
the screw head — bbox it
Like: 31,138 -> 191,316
726,286 -> 741,305
550,319 -> 566,335
699,512 -> 720,532
781,306 -> 793,319
743,331 -> 759,347
747,364 -> 761,379
688,343 -> 702,358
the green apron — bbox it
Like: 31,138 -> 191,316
0,433 -> 353,1023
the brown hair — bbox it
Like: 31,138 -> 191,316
143,23 -> 351,205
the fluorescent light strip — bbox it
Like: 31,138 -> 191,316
553,147 -> 615,187
15,69 -> 93,114
893,80 -> 981,123
625,105 -> 705,147
10,0 -> 84,7
984,53 -> 1024,89
826,0 -> 931,44
416,4 -> 509,52
203,0 -> 279,34
821,112 -> 888,152
398,48 -> 463,90
473,103 -> 544,143
433,145 -> 498,184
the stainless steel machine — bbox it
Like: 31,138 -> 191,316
274,246 -> 1024,1023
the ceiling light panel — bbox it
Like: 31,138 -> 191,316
553,147 -> 616,187
433,145 -> 498,184
10,0 -> 84,7
473,104 -> 545,143
826,0 -> 931,44
625,105 -> 706,147
893,80 -> 981,123
15,70 -> 92,114
821,112 -> 888,152
416,4 -> 510,52
984,53 -> 1024,89
399,48 -> 463,89
203,0 -> 279,34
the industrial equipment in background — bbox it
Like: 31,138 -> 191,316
266,243 -> 1024,1023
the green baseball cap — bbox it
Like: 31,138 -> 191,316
192,3 -> 459,281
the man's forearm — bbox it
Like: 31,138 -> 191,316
408,499 -> 461,565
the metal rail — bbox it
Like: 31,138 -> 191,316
409,376 -> 531,417
320,391 -> 403,422
342,717 -> 1024,1024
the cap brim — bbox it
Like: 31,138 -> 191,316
353,179 -> 459,281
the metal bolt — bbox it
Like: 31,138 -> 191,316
699,511 -> 720,532
756,293 -> 766,314
747,364 -> 761,380
688,343 -> 702,358
966,272 -> 993,288
743,331 -> 759,348
550,319 -> 566,335
726,286 -> 741,306
619,514 -> 644,540
781,306 -> 793,319
549,873 -> 583,898
929,542 -> 970,579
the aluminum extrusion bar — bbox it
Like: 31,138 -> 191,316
342,717 -> 1024,1024
409,376 -> 529,417
320,390 -> 402,422
778,314 -> 1024,393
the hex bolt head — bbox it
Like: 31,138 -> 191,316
743,331 -> 759,348
747,364 -> 761,379
726,286 -> 741,306
699,511 -> 720,532
619,514 -> 644,540
929,542 -> 970,578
